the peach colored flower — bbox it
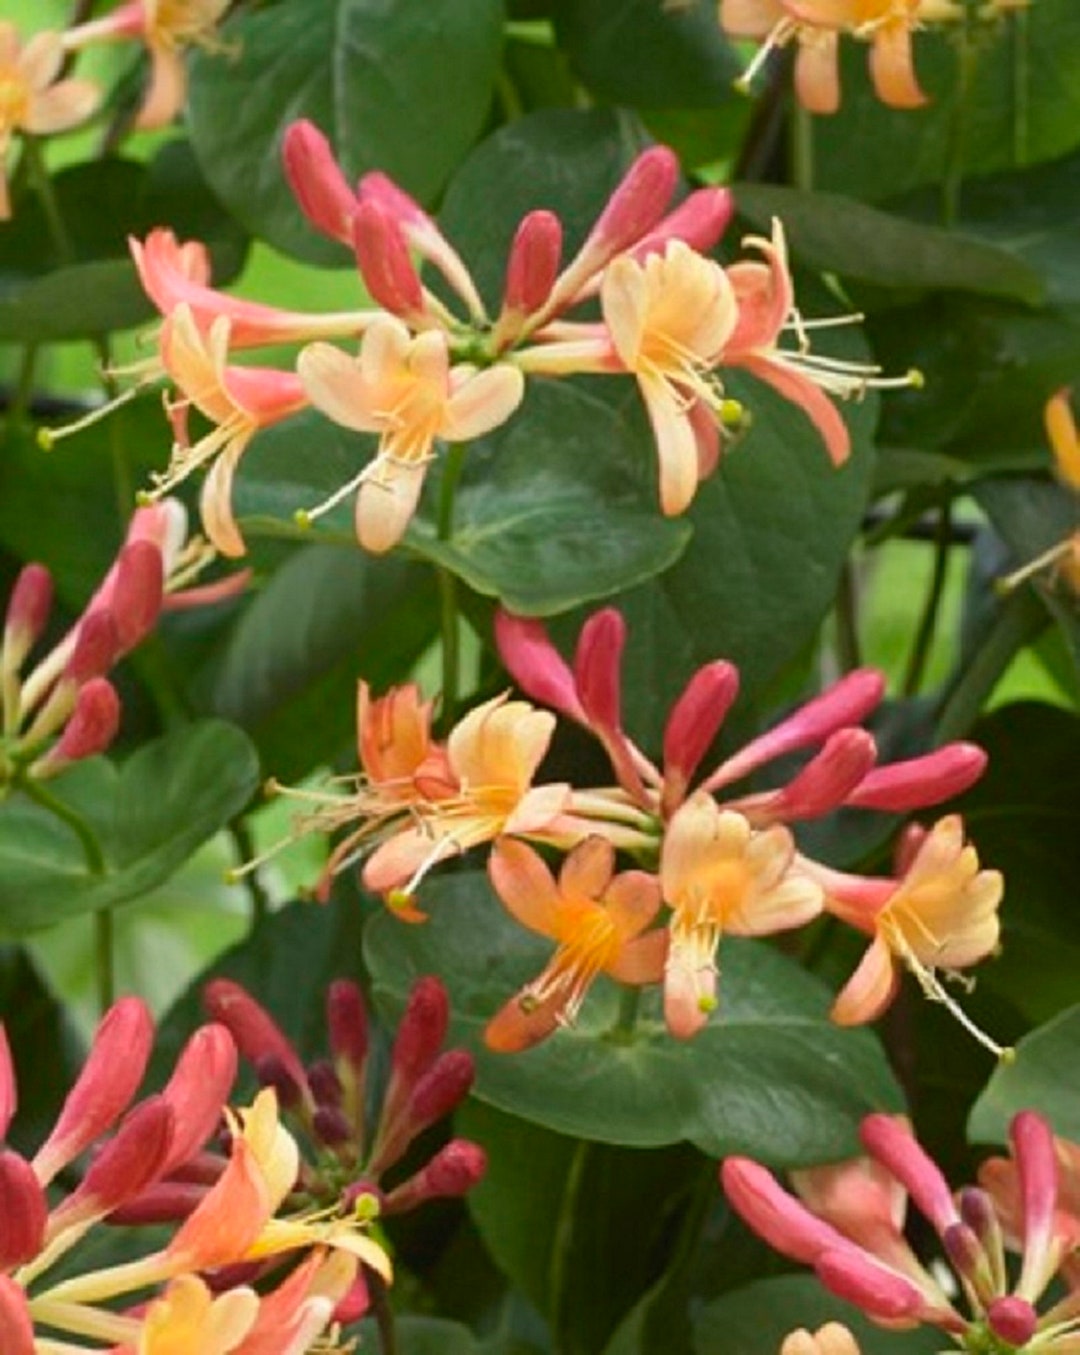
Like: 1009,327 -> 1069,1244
660,794 -> 822,1038
780,1323 -> 862,1355
298,317 -> 525,554
0,23 -> 99,218
485,836 -> 667,1051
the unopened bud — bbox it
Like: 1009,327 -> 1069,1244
64,610 -> 121,685
382,1138 -> 487,1214
282,120 -> 357,246
158,1024 -> 237,1176
253,1054 -> 303,1110
307,1059 -> 343,1108
110,540 -> 164,654
389,976 -> 449,1086
589,146 -> 679,258
367,1048 -> 476,1177
3,564 -> 53,674
313,1104 -> 352,1147
33,678 -> 120,777
353,200 -> 425,321
0,1151 -> 47,1268
0,1028 -> 14,1140
813,1249 -> 924,1322
0,1273 -> 35,1353
845,743 -> 988,813
631,186 -> 735,264
662,661 -> 740,815
987,1297 -> 1037,1348
501,210 -> 562,318
203,979 -> 310,1104
893,822 -> 928,876
942,1221 -> 988,1293
333,1272 -> 371,1326
327,979 -> 369,1075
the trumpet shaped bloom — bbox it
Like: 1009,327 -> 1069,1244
0,24 -> 99,218
298,318 -> 525,553
485,836 -> 668,1051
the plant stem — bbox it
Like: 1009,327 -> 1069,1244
902,500 -> 952,698
435,444 -> 467,734
22,137 -> 76,266
368,1272 -> 398,1355
942,20 -> 978,228
230,817 -> 270,931
834,560 -> 862,673
610,984 -> 641,1040
791,101 -> 815,193
10,344 -> 39,426
95,910 -> 115,1012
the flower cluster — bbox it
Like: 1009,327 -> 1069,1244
0,995 -> 389,1352
257,604 -> 1003,1053
723,1110 -> 1080,1353
0,500 -> 242,786
64,119 -> 917,561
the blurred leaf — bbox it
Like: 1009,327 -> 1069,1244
460,1099 -> 705,1355
969,1003 -> 1080,1145
554,0 -> 740,107
365,873 -> 902,1166
356,1316 -> 484,1354
0,143 -> 246,341
198,541 -> 439,780
694,1276 -> 942,1355
734,184 -> 1043,305
188,0 -> 503,263
0,720 -> 259,934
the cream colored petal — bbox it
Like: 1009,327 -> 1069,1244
444,363 -> 525,441
504,780 -> 570,834
640,373 -> 700,516
136,42 -> 187,130
199,438 -> 249,559
869,21 -> 928,110
727,867 -> 823,937
407,327 -> 452,384
298,342 -> 383,433
19,30 -> 64,89
663,934 -> 716,1039
355,458 -> 426,554
25,78 -> 100,134
558,835 -> 615,900
794,33 -> 842,115
831,936 -> 898,1026
600,255 -> 649,369
451,697 -> 555,792
359,314 -> 412,384
720,0 -> 784,36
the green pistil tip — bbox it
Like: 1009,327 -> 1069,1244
999,1045 -> 1017,1065
908,368 -> 926,389
697,995 -> 718,1014
37,428 -> 54,451
733,75 -> 753,97
294,509 -> 313,530
223,867 -> 240,885
354,1192 -> 381,1223
135,489 -> 154,506
387,889 -> 414,912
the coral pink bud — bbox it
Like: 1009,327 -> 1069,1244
327,980 -> 369,1075
3,564 -> 52,672
494,610 -> 586,722
282,120 -> 357,246
353,200 -> 425,321
704,669 -> 886,793
893,822 -> 928,876
502,210 -> 563,316
1011,1111 -> 1060,1302
575,608 -> 626,733
0,1151 -> 47,1268
630,186 -> 735,263
202,980 -> 309,1105
860,1115 -> 959,1236
64,609 -> 121,684
37,678 -> 120,772
333,1273 -> 371,1326
589,146 -> 679,258
358,171 -> 430,231
33,996 -> 153,1186
814,1248 -> 925,1322
721,1159 -> 857,1265
987,1297 -> 1037,1347
662,661 -> 740,814
845,743 -> 987,812
49,1095 -> 175,1234
742,729 -> 878,822
382,1138 -> 487,1214
0,1275 -> 34,1355
158,1024 -> 236,1177
0,1027 -> 16,1140
110,540 -> 165,653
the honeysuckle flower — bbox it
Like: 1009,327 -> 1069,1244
723,1111 -> 1080,1351
781,1324 -> 862,1355
63,0 -> 230,129
0,23 -> 99,219
485,835 -> 668,1051
297,317 -> 525,553
149,305 -> 309,558
980,1127 -> 1080,1291
661,795 -> 822,1037
808,815 -> 1004,1051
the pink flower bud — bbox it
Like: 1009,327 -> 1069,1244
158,1023 -> 237,1177
814,1248 -> 925,1322
0,1027 -> 16,1140
892,822 -> 927,876
0,1275 -> 34,1355
333,1272 -> 371,1326
107,1179 -> 212,1225
630,186 -> 735,263
32,996 -> 153,1186
662,661 -> 740,815
3,563 -> 53,673
64,609 -> 121,684
353,200 -> 425,321
987,1297 -> 1037,1347
860,1114 -> 959,1237
941,1221 -> 987,1293
382,1138 -> 486,1214
721,1158 -> 858,1265
389,976 -> 449,1086
307,1059 -> 343,1108
0,1151 -> 47,1268
732,729 -> 878,824
109,540 -> 165,653
1011,1111 -> 1059,1302
845,743 -> 987,813
501,210 -> 563,317
494,610 -> 586,722
35,678 -> 120,774
202,979 -> 309,1106
327,979 -> 368,1077
368,1049 -> 475,1177
589,146 -> 680,259
575,608 -> 626,736
282,120 -> 357,245
313,1104 -> 352,1147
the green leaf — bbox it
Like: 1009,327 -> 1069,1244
734,184 -> 1044,305
693,1276 -> 942,1355
188,0 -> 503,262
554,0 -> 741,108
460,1100 -> 706,1355
365,873 -> 902,1166
355,1317 -> 484,1355
0,721 -> 260,935
969,1004 -> 1080,1146
0,144 -> 246,342
196,542 -> 439,781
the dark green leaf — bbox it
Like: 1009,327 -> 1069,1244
0,721 -> 260,934
969,1004 -> 1080,1146
365,873 -> 902,1166
188,0 -> 503,262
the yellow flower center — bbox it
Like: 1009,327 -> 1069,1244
0,69 -> 29,128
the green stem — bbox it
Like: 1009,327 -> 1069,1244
791,101 -> 815,193
367,1272 -> 397,1355
22,137 -> 76,266
10,344 -> 39,426
435,444 -> 467,734
610,984 -> 641,1041
95,910 -> 115,1012
230,818 -> 270,932
902,500 -> 952,698
834,560 -> 862,673
942,21 -> 978,228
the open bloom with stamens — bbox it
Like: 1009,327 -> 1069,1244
485,836 -> 668,1051
153,305 -> 309,557
661,795 -> 822,1037
724,1111 -> 1080,1352
298,317 -> 525,553
63,0 -> 229,129
0,23 -> 99,219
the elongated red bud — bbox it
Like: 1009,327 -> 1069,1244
721,1158 -> 855,1265
327,980 -> 368,1074
845,743 -> 987,812
575,608 -> 626,735
307,1059 -> 343,1109
1011,1111 -> 1059,1302
110,540 -> 164,653
942,1221 -> 989,1295
502,210 -> 562,317
631,186 -> 735,263
158,1023 -> 237,1176
313,1104 -> 352,1146
33,996 -> 153,1186
107,1178 -> 211,1225
282,120 -> 357,245
64,609 -> 121,684
892,822 -> 927,876
35,678 -> 120,775
382,1138 -> 486,1214
389,976 -> 449,1084
202,979 -> 309,1105
333,1273 -> 371,1326
860,1115 -> 958,1236
3,564 -> 53,672
662,660 -> 740,814
0,1275 -> 34,1355
353,200 -> 425,321
494,610 -> 586,722
732,729 -> 878,824
0,1027 -> 16,1140
589,146 -> 679,258
367,1049 -> 475,1177
0,1151 -> 47,1268
814,1248 -> 925,1322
